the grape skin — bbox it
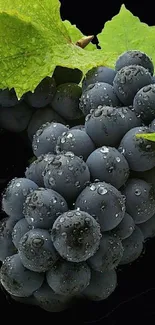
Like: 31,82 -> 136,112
51,83 -> 83,120
0,102 -> 33,133
117,106 -> 142,131
0,217 -> 17,261
0,88 -> 23,107
53,66 -> 82,86
43,152 -> 90,203
121,178 -> 155,224
85,106 -> 142,148
138,213 -> 155,240
88,233 -> 123,272
112,212 -> 135,240
25,153 -> 56,187
25,77 -> 56,108
150,118 -> 155,131
10,294 -> 37,306
119,226 -> 144,265
12,219 -> 32,249
18,229 -> 58,272
75,181 -> 126,232
82,66 -> 116,91
51,210 -> 101,262
2,177 -> 38,219
23,187 -> 68,229
46,259 -> 91,296
83,269 -> 117,301
70,124 -> 85,131
56,129 -> 95,161
113,65 -> 152,106
33,282 -> 73,312
0,254 -> 44,297
27,106 -> 66,141
130,166 -> 155,189
133,84 -> 155,124
32,122 -> 69,157
79,82 -> 121,116
86,146 -> 129,189
118,126 -> 155,171
115,50 -> 154,76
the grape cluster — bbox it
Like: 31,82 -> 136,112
1,50 -> 155,313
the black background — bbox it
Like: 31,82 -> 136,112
1,1 -> 155,323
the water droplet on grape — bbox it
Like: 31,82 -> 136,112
135,189 -> 141,196
90,184 -> 96,191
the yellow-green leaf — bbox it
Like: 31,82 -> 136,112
0,0 -> 111,99
0,1 -> 155,99
135,133 -> 155,142
98,4 -> 155,68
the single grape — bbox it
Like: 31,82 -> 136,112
12,219 -> 32,249
88,233 -> 123,272
51,209 -> 101,262
85,106 -> 141,147
53,66 -> 82,85
86,146 -> 129,189
33,282 -> 73,312
75,181 -> 126,232
25,77 -> 56,108
119,226 -> 144,265
115,50 -> 154,75
32,122 -> 69,157
0,217 -> 17,261
138,213 -> 155,240
43,152 -> 90,203
46,259 -> 91,296
0,254 -> 44,297
79,82 -> 121,116
113,65 -> 152,105
23,187 -> 68,229
27,106 -> 66,141
18,228 -> 58,272
56,129 -> 95,161
121,178 -> 155,224
82,66 -> 116,91
83,269 -> 117,301
0,102 -> 33,132
133,84 -> 155,124
25,153 -> 56,187
51,83 -> 83,120
2,177 -> 38,219
112,212 -> 135,240
118,126 -> 155,171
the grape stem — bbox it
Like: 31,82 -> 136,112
76,35 -> 94,49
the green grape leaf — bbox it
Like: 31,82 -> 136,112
98,4 -> 155,68
0,0 -> 112,99
1,1 -> 155,99
135,133 -> 155,142
62,20 -> 96,51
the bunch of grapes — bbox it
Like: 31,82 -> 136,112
1,50 -> 155,313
